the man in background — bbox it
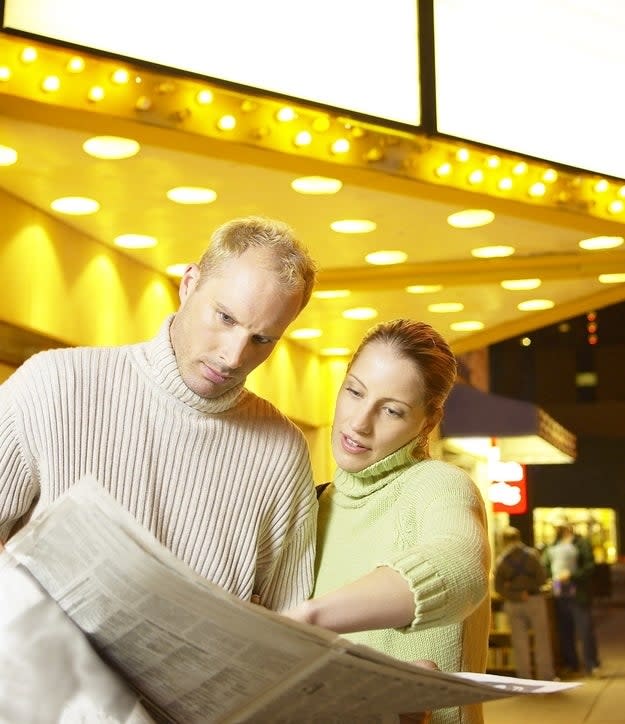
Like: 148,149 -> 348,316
494,526 -> 556,681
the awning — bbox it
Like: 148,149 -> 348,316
440,382 -> 576,464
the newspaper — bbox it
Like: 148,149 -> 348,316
0,477 -> 578,723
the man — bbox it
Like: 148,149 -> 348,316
494,526 -> 556,681
543,519 -> 601,677
0,215 -> 318,611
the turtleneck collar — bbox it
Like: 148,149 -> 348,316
138,314 -> 246,414
333,439 -> 424,499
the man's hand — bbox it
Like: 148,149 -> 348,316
398,660 -> 438,724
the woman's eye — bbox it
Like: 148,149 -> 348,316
345,386 -> 362,397
385,407 -> 402,418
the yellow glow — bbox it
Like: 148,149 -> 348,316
579,235 -> 624,250
289,328 -> 322,340
521,337 -> 532,347
20,47 -> 37,63
365,250 -> 407,265
166,263 -> 188,278
594,179 -> 609,193
542,168 -> 558,183
435,162 -> 452,177
486,155 -> 501,169
41,75 -> 61,92
512,162 -> 528,175
618,186 -> 625,199
342,307 -> 378,320
528,182 -> 546,197
166,186 -> 217,204
330,219 -> 376,234
498,177 -> 513,191
0,66 -> 12,81
0,145 -> 18,165
331,138 -> 350,154
608,200 -> 624,214
114,234 -> 157,249
405,284 -> 443,294
456,148 -> 470,162
312,116 -> 331,132
293,131 -> 312,147
320,347 -> 352,356
135,96 -> 152,111
428,302 -> 464,313
312,289 -> 351,299
471,245 -> 515,259
196,89 -> 214,105
468,169 -> 484,184
87,86 -> 105,102
450,320 -> 484,332
598,273 -> 625,284
217,114 -> 236,131
291,176 -> 342,195
50,196 -> 100,215
111,68 -> 130,84
447,209 -> 495,228
518,299 -> 555,311
276,107 -> 297,122
501,278 -> 541,291
66,56 -> 85,73
83,136 -> 140,159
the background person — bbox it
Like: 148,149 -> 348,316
493,526 -> 556,681
543,519 -> 601,678
0,216 -> 318,611
284,319 -> 491,724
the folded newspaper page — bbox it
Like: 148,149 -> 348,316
1,477 -> 578,722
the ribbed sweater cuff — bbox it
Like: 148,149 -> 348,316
380,551 -> 448,631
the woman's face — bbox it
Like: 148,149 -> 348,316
332,341 -> 429,473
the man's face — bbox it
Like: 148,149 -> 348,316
170,248 -> 303,399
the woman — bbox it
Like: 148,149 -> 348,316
286,319 -> 491,724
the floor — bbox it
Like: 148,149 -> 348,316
483,565 -> 625,723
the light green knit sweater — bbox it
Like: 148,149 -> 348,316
313,443 -> 491,724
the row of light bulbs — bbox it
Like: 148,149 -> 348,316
3,37 -> 625,223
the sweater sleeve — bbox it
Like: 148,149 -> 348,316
381,464 -> 490,632
0,367 -> 39,542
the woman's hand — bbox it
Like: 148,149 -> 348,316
398,660 -> 438,724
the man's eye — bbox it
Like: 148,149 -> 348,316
253,336 -> 273,345
218,311 -> 234,325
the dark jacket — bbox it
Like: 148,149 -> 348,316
494,543 -> 547,602
543,534 -> 595,605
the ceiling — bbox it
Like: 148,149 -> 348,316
2,34 -> 625,360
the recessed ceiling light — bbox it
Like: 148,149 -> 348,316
291,176 -> 343,195
83,136 -> 140,159
342,307 -> 378,320
365,250 -> 407,266
598,273 -> 625,284
166,263 -> 188,277
579,236 -> 624,250
330,219 -> 376,234
500,278 -> 542,291
447,209 -> 495,228
517,299 -> 555,311
0,145 -> 18,165
428,302 -> 464,313
0,66 -> 11,81
50,196 -> 100,215
166,186 -> 217,204
405,284 -> 443,294
312,289 -> 351,299
114,234 -> 157,249
450,321 -> 484,332
320,347 -> 352,357
471,245 -> 515,259
289,328 -> 322,340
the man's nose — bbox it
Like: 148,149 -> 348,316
220,331 -> 248,369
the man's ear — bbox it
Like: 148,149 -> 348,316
178,264 -> 201,305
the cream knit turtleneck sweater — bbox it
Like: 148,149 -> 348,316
314,442 -> 491,724
0,316 -> 317,611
